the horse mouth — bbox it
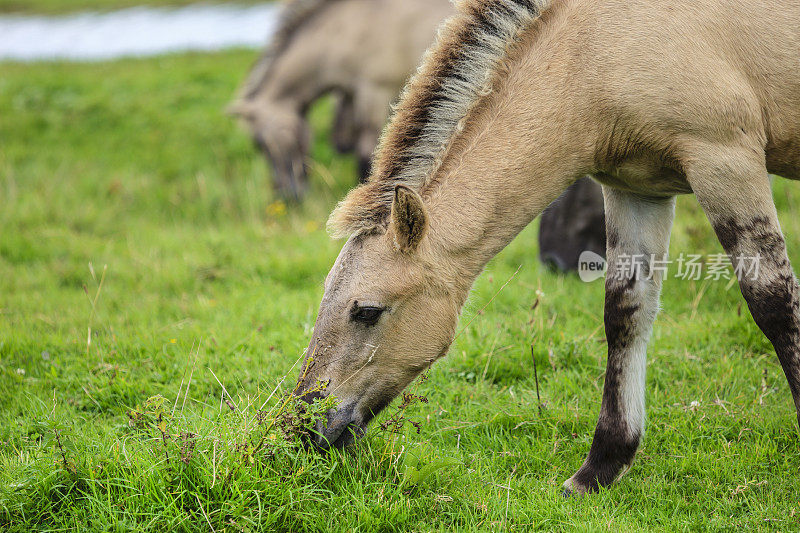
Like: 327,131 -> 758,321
313,418 -> 366,450
310,403 -> 367,450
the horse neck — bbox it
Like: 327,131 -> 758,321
250,60 -> 332,114
425,40 -> 595,280
249,22 -> 347,112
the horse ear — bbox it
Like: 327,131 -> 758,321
391,185 -> 428,252
226,99 -> 255,119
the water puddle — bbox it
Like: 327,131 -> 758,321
0,3 -> 279,61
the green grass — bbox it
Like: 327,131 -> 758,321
0,0 -> 268,15
2,50 -> 800,531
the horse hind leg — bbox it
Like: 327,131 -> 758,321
564,188 -> 676,495
686,146 -> 800,426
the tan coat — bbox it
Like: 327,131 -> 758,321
298,0 -> 800,494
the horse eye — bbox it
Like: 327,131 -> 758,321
351,306 -> 384,326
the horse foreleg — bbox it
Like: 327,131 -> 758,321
564,188 -> 675,495
356,127 -> 378,183
332,91 -> 358,155
353,86 -> 394,182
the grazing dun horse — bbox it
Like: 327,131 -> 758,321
294,0 -> 800,494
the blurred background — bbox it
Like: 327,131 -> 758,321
0,0 -> 359,389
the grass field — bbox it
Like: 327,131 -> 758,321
2,50 -> 800,531
0,0 -> 267,15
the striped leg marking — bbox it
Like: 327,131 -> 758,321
564,189 -> 675,495
685,149 -> 800,429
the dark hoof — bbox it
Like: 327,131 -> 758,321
562,477 -> 591,497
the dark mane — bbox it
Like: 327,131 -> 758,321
328,0 -> 548,237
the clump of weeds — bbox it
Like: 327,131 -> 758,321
124,353 -> 339,485
377,372 -> 460,491
2,351 -> 441,529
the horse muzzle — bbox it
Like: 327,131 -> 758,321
295,388 -> 367,450
311,402 -> 367,449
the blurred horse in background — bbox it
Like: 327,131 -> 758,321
231,0 -> 605,271
230,0 -> 453,201
539,177 -> 605,270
